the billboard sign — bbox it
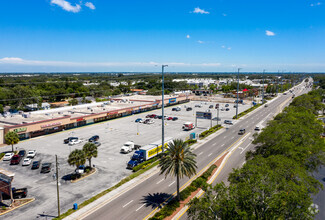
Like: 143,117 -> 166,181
169,98 -> 176,104
196,112 -> 212,120
0,173 -> 12,196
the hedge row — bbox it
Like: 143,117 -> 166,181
149,164 -> 217,220
233,104 -> 262,119
199,125 -> 222,139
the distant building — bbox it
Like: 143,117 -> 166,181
25,103 -> 50,111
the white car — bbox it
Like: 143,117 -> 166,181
22,158 -> 32,166
69,139 -> 82,145
254,126 -> 261,131
144,119 -> 154,124
3,152 -> 14,161
27,150 -> 37,158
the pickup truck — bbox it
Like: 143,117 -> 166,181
2,188 -> 28,199
120,141 -> 141,154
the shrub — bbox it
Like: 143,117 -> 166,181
132,157 -> 158,172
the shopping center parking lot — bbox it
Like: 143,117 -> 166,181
0,101 -> 251,219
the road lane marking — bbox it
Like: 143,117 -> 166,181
223,136 -> 227,139
240,143 -> 251,154
231,136 -> 234,139
242,161 -> 246,166
198,152 -> 203,156
169,181 -> 175,187
123,200 -> 133,208
136,204 -> 145,212
156,179 -> 164,184
221,144 -> 225,147
212,143 -> 217,146
208,153 -> 212,157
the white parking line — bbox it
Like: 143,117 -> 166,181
123,200 -> 133,208
136,204 -> 146,212
198,152 -> 203,156
169,181 -> 175,187
156,178 -> 164,184
208,153 -> 212,157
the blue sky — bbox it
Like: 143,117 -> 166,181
0,0 -> 324,72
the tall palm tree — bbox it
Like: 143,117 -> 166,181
68,149 -> 86,169
158,139 -> 197,201
83,142 -> 98,168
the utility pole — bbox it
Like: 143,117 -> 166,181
217,106 -> 220,126
56,155 -> 60,217
161,65 -> 168,153
262,69 -> 265,104
236,68 -> 241,119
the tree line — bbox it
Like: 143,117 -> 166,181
188,89 -> 325,219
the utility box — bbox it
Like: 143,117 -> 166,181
73,203 -> 78,210
190,133 -> 196,140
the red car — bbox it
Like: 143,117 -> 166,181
167,117 -> 173,120
10,155 -> 21,165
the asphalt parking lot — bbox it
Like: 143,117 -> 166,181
0,100 -> 251,219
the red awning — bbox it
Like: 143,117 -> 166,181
243,88 -> 249,92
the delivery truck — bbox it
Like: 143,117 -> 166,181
127,137 -> 173,169
120,141 -> 141,153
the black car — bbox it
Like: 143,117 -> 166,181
226,108 -> 230,111
93,141 -> 101,147
172,117 -> 178,121
18,150 -> 26,158
157,115 -> 162,119
186,107 -> 192,111
64,137 -> 78,144
209,105 -> 214,109
89,135 -> 99,142
41,163 -> 52,173
172,108 -> 177,111
31,161 -> 41,170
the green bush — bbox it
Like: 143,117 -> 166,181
132,157 -> 158,172
200,125 -> 222,139
233,104 -> 262,119
184,139 -> 197,146
0,153 -> 5,159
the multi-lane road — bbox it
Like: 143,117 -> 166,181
70,81 -> 310,220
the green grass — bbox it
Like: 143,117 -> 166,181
199,125 -> 222,139
233,104 -> 262,119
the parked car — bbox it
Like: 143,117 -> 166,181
135,118 -> 143,123
64,137 -> 78,144
224,120 -> 233,125
167,117 -> 173,120
3,152 -> 14,161
195,104 -> 202,108
233,104 -> 238,108
10,155 -> 21,165
145,114 -> 152,118
22,158 -> 32,166
144,119 -> 154,124
212,117 -> 221,121
205,109 -> 211,112
220,108 -> 225,111
2,188 -> 28,199
238,129 -> 246,135
172,108 -> 177,111
27,150 -> 37,158
75,165 -> 85,174
88,135 -> 99,142
264,104 -> 268,107
18,150 -> 26,158
186,107 -> 192,111
157,115 -> 162,119
40,163 -> 52,173
175,107 -> 181,111
31,161 -> 41,169
172,117 -> 178,121
69,139 -> 82,145
209,105 -> 213,109
226,108 -> 230,111
225,104 -> 229,107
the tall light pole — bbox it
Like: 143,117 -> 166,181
55,155 -> 60,217
235,68 -> 242,119
162,65 -> 168,153
262,69 -> 265,104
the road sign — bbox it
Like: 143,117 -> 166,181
196,112 -> 212,120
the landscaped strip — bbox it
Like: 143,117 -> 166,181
199,125 -> 222,139
233,103 -> 262,119
148,164 -> 217,220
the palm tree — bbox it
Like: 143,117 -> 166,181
82,142 -> 98,168
68,149 -> 86,169
5,131 -> 19,152
158,139 -> 197,201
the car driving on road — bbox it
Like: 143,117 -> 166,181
238,129 -> 246,135
224,120 -> 233,125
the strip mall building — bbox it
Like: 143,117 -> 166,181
0,95 -> 190,145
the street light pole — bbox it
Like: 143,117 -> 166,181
55,155 -> 60,217
162,65 -> 168,153
262,69 -> 265,104
236,68 -> 241,119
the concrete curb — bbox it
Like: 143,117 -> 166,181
0,198 -> 35,216
70,168 -> 97,183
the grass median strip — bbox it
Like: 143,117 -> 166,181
233,104 -> 262,119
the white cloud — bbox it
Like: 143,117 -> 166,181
0,57 -> 221,68
51,0 -> 81,13
197,40 -> 204,44
193,7 -> 210,14
186,35 -> 190,39
265,30 -> 275,36
85,2 -> 95,10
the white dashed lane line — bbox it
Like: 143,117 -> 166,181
136,204 -> 145,212
169,181 -> 176,187
198,152 -> 203,156
123,200 -> 133,208
208,153 -> 212,157
156,178 -> 164,184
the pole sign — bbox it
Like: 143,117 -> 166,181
196,112 -> 212,120
0,173 -> 12,197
